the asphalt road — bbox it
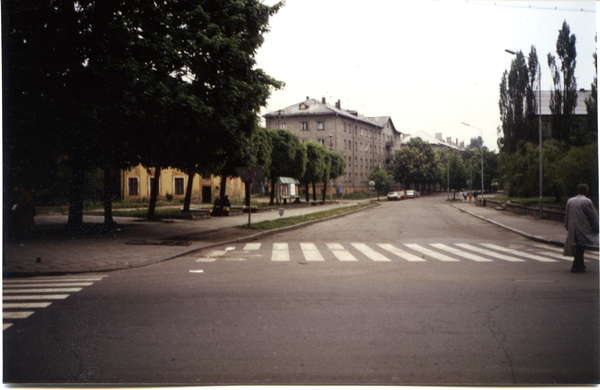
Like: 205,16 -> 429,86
3,193 -> 599,385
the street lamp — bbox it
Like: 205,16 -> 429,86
460,122 -> 484,202
505,49 -> 543,219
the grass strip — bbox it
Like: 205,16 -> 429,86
237,203 -> 377,231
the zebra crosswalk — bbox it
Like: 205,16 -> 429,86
2,275 -> 108,331
195,242 -> 599,265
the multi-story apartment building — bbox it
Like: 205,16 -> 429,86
263,97 -> 403,193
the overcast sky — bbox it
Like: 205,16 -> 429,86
255,0 -> 597,151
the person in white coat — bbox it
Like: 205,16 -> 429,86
564,183 -> 599,273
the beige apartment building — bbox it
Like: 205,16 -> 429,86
264,97 -> 403,193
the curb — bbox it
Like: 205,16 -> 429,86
453,204 -> 566,247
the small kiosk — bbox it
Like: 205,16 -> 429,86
276,177 -> 300,203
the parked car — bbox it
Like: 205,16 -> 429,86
399,190 -> 408,200
406,190 -> 415,199
387,191 -> 400,201
415,191 -> 421,198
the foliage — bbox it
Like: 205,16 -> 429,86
367,166 -> 393,199
389,138 -> 437,190
267,129 -> 307,204
5,0 -> 283,224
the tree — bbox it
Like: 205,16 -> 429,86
498,50 -> 529,153
4,0 -> 283,224
584,35 -> 597,144
558,143 -> 598,207
547,20 -> 578,143
367,166 -> 392,200
268,129 -> 306,205
469,137 -> 483,149
300,142 -> 326,202
448,153 -> 469,199
324,150 -> 346,202
390,138 -> 436,192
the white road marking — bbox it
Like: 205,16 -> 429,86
189,270 -> 204,273
404,244 -> 460,262
243,243 -> 261,251
327,243 -> 357,261
2,288 -> 83,293
272,243 -> 290,261
3,277 -> 105,283
482,243 -> 558,262
4,324 -> 12,330
351,243 -> 391,262
196,258 -> 217,262
3,282 -> 93,288
3,311 -> 34,319
455,243 -> 526,262
430,243 -> 493,262
3,302 -> 52,309
301,243 -> 324,261
3,295 -> 69,300
378,244 -> 426,261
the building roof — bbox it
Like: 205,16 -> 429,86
263,98 -> 383,128
403,130 -> 459,149
539,90 -> 592,116
366,116 -> 402,135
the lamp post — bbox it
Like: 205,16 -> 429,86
505,49 -> 543,219
329,134 -> 333,202
460,122 -> 484,202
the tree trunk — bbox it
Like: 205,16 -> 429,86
269,177 -> 276,205
322,181 -> 328,203
68,161 -> 85,227
103,167 -> 114,225
148,166 -> 161,220
305,183 -> 309,202
312,182 -> 317,201
220,174 -> 227,198
183,170 -> 195,212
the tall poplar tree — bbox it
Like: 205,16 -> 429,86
547,20 -> 578,143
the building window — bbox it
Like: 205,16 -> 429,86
280,123 -> 287,129
202,173 -> 211,180
317,122 -> 324,130
301,122 -> 309,130
174,177 -> 185,195
317,139 -> 325,146
344,139 -> 347,149
128,178 -> 139,196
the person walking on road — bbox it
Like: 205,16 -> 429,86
564,183 -> 599,273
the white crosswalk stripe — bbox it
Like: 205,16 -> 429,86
3,275 -> 108,331
351,243 -> 391,262
301,243 -> 324,261
377,244 -> 425,261
327,243 -> 358,261
481,243 -> 558,262
430,243 -> 493,262
404,244 -> 460,262
455,243 -> 526,262
195,242 -> 573,265
272,243 -> 290,261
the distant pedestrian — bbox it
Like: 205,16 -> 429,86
212,195 -> 222,216
564,184 -> 599,273
468,193 -> 473,203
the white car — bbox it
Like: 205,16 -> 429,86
387,192 -> 400,201
406,190 -> 415,199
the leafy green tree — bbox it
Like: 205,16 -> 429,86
498,50 -> 529,153
4,0 -> 283,224
390,138 -> 436,192
584,36 -> 597,143
268,129 -> 306,205
448,153 -> 469,199
558,142 -> 598,207
324,150 -> 346,202
367,166 -> 393,200
300,142 -> 326,202
547,20 -> 578,143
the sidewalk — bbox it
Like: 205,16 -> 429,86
2,198 -> 584,277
